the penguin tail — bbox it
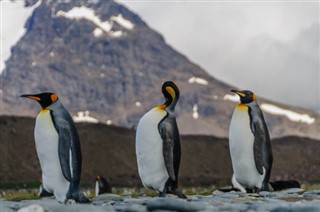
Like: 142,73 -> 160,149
270,180 -> 301,191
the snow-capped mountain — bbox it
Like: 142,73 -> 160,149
1,0 -> 319,138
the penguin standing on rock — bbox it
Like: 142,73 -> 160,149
228,90 -> 273,192
136,81 -> 186,198
21,93 -> 90,203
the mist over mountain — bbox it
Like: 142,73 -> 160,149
1,0 -> 319,138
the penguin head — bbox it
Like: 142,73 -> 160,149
231,89 -> 257,104
20,92 -> 59,109
162,81 -> 180,109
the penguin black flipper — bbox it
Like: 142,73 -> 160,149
250,107 -> 273,185
51,111 -> 72,182
159,118 -> 176,182
51,110 -> 89,203
50,110 -> 83,187
252,119 -> 265,176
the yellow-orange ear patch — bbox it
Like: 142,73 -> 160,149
51,94 -> 58,103
253,93 -> 257,101
166,86 -> 175,99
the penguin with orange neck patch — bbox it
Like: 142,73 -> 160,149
20,93 -> 89,203
136,81 -> 186,198
229,90 -> 273,193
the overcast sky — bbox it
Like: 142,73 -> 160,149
118,1 -> 319,112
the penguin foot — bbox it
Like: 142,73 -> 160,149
158,190 -> 167,197
66,191 -> 91,203
174,190 -> 187,199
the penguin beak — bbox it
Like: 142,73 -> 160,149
231,90 -> 246,97
20,94 -> 41,101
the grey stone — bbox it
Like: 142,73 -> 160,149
218,193 -> 240,199
122,197 -> 149,205
17,204 -> 44,212
281,188 -> 305,194
0,206 -> 15,212
146,197 -> 206,211
48,204 -> 112,212
259,191 -> 274,198
92,194 -> 123,202
114,204 -> 146,212
271,206 -> 320,212
303,190 -> 320,197
0,200 -> 24,211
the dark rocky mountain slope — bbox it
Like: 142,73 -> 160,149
1,0 -> 319,138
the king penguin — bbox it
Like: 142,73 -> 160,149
95,175 -> 112,196
135,81 -> 186,198
21,93 -> 90,203
229,90 -> 273,193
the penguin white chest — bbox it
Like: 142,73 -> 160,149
229,106 -> 265,189
35,110 -> 69,202
136,107 -> 169,192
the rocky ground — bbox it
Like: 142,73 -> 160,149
2,188 -> 320,212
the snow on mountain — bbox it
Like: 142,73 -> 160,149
56,6 -> 134,38
261,103 -> 315,125
193,104 -> 199,119
0,0 -> 41,74
188,76 -> 208,85
73,111 -> 99,123
223,94 -> 239,102
111,14 -> 134,30
223,94 -> 315,124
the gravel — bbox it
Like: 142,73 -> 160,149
2,189 -> 320,212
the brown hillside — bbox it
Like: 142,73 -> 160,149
1,116 -> 319,187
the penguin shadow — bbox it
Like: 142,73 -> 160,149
218,180 -> 301,193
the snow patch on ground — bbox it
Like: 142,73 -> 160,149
188,77 -> 208,85
135,101 -> 141,107
106,120 -> 112,125
261,103 -> 315,125
73,111 -> 99,123
56,6 -> 134,38
223,94 -> 239,102
0,0 -> 41,74
193,104 -> 199,119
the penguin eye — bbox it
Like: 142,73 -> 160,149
51,94 -> 58,103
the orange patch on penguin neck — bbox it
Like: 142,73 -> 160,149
40,109 -> 50,113
237,104 -> 249,110
156,104 -> 166,110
